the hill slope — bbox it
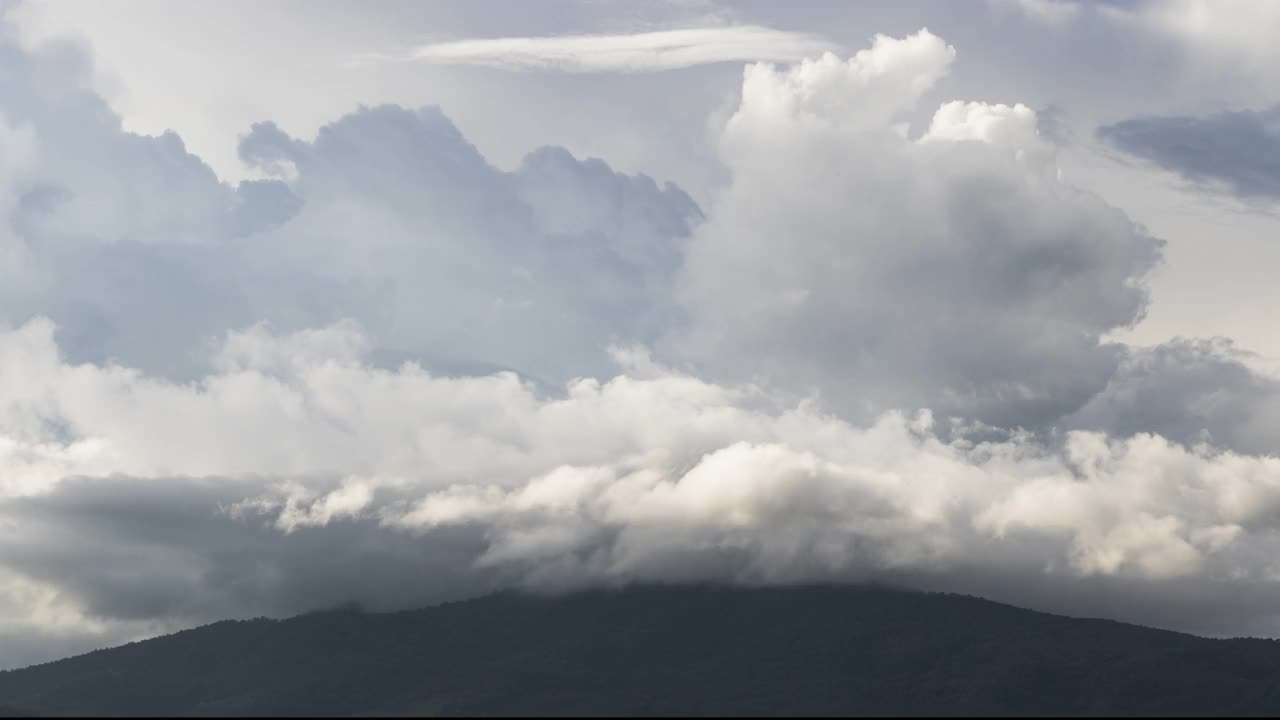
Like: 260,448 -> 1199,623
2,585 -> 1280,716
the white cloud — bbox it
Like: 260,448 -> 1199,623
724,29 -> 955,138
921,101 -> 1045,150
674,27 -> 1160,428
353,25 -> 839,73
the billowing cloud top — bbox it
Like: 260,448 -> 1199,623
4,11 -> 1280,672
679,28 -> 1160,428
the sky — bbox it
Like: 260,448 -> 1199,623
2,0 -> 1280,669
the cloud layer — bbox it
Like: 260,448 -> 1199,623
5,14 -> 1280,671
6,320 -> 1280,672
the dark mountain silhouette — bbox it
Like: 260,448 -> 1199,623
3,584 -> 1280,716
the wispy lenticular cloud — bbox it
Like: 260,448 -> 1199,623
349,26 -> 839,73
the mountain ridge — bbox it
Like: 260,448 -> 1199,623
3,584 -> 1279,716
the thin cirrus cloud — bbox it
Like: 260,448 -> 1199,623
347,25 -> 840,73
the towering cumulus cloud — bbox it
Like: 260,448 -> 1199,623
675,29 -> 1162,428
5,16 -> 1280,670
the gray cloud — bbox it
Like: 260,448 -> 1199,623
1067,338 -> 1280,456
0,474 -> 497,668
1,13 -> 702,383
1,476 -> 493,620
1099,107 -> 1280,200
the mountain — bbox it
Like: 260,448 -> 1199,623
2,585 -> 1280,716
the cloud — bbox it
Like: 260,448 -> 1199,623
350,25 -> 839,73
8,16 -> 1280,672
1067,338 -> 1280,456
1098,106 -> 1280,201
232,108 -> 700,385
1110,0 -> 1280,87
6,320 -> 1280,670
671,28 -> 1162,429
0,11 -> 702,384
989,0 -> 1083,26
